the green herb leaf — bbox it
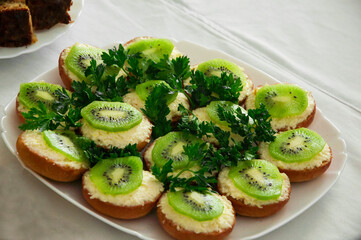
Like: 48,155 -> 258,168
186,70 -> 243,108
141,84 -> 173,139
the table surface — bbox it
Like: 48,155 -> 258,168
1,0 -> 360,239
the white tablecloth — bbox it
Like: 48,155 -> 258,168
1,0 -> 360,239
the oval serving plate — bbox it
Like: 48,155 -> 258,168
1,40 -> 347,240
0,0 -> 84,59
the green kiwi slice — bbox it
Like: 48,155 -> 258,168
255,84 -> 308,118
43,130 -> 85,162
152,132 -> 204,170
65,44 -> 119,82
228,160 -> 283,200
206,100 -> 245,126
81,101 -> 143,132
167,191 -> 224,221
269,128 -> 326,163
18,82 -> 63,110
126,38 -> 174,63
197,58 -> 247,81
89,156 -> 143,195
135,80 -> 177,104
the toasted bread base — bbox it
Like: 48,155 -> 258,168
218,184 -> 291,217
58,47 -> 74,91
279,146 -> 332,182
142,141 -> 154,170
82,176 -> 161,219
157,206 -> 234,240
16,131 -> 87,182
15,96 -> 26,123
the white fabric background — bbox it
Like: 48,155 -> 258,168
0,0 -> 360,239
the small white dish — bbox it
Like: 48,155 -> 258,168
0,0 -> 84,59
0,40 -> 347,239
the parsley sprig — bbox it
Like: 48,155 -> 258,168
75,137 -> 140,167
141,84 -> 173,139
186,70 -> 243,108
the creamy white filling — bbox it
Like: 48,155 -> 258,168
21,131 -> 89,169
143,140 -> 201,179
123,91 -> 189,121
83,171 -> 164,207
238,77 -> 253,103
192,107 -> 243,146
80,116 -> 152,149
158,192 -> 235,234
259,142 -> 331,171
218,167 -> 290,208
245,86 -> 315,131
17,100 -> 28,113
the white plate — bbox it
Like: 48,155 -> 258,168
0,41 -> 347,240
0,0 -> 84,59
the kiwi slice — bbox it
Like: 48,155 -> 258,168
135,80 -> 177,104
197,58 -> 247,81
269,128 -> 326,163
167,191 -> 224,221
206,100 -> 246,126
65,44 -> 119,82
255,84 -> 308,118
152,132 -> 204,170
43,130 -> 85,162
228,160 -> 283,200
126,38 -> 174,63
18,82 -> 63,110
89,156 -> 143,195
81,101 -> 143,132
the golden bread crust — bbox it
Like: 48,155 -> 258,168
58,47 -> 74,91
142,141 -> 154,170
218,184 -> 291,218
279,146 -> 332,182
15,95 -> 26,123
16,131 -> 87,182
82,176 -> 161,219
157,205 -> 235,240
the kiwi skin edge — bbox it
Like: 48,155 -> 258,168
157,200 -> 235,240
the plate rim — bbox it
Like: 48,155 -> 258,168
0,0 -> 84,59
0,39 -> 348,240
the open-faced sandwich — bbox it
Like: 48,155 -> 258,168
245,84 -> 316,131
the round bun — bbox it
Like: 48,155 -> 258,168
157,204 -> 234,240
16,131 -> 88,182
279,146 -> 332,182
142,141 -> 154,170
245,84 -> 316,132
15,95 -> 26,123
218,183 -> 291,218
82,175 -> 161,219
58,46 -> 74,91
217,167 -> 291,218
